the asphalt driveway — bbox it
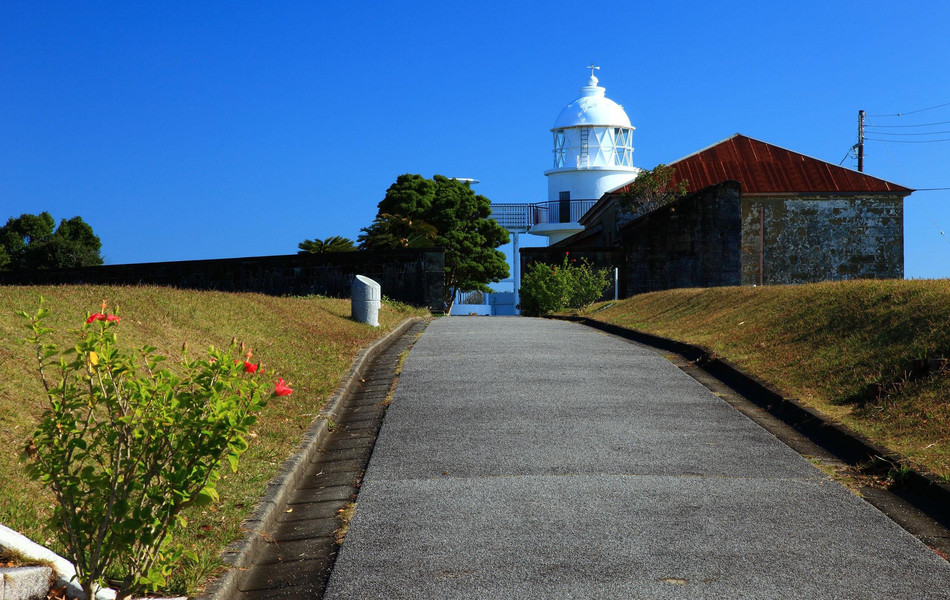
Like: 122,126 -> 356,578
323,317 -> 950,599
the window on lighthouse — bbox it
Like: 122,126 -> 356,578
615,128 -> 626,166
553,130 -> 567,168
614,128 -> 633,167
578,127 -> 590,168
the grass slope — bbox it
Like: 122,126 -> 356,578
0,285 -> 426,595
585,279 -> 950,481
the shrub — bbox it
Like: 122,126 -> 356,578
17,299 -> 286,600
519,262 -> 569,317
519,256 -> 611,316
565,258 -> 612,309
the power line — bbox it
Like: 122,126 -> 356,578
870,132 -> 950,246
864,137 -> 950,143
865,129 -> 950,136
868,102 -> 950,117
867,119 -> 950,128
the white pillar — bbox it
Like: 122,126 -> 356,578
512,231 -> 521,314
351,275 -> 381,326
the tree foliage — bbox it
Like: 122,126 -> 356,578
0,212 -> 103,270
297,235 -> 357,254
357,214 -> 437,250
618,164 -> 689,219
359,174 -> 510,308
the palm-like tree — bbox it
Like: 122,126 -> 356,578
297,236 -> 357,254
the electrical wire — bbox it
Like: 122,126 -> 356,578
864,137 -> 950,143
867,119 -> 950,128
867,130 -> 950,246
868,102 -> 950,117
866,130 -> 950,136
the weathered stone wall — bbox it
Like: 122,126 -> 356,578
740,195 -> 904,285
621,181 -> 743,295
0,249 -> 446,311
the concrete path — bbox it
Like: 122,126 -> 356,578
322,317 -> 950,599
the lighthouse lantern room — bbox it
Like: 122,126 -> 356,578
534,66 -> 639,243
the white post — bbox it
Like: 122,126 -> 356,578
512,231 -> 521,314
351,275 -> 381,326
614,267 -> 619,301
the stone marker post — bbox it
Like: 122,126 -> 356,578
351,275 -> 381,327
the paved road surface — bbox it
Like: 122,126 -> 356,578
323,317 -> 950,599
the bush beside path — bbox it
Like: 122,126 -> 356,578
0,285 -> 426,597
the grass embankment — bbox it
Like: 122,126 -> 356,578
583,279 -> 950,480
0,285 -> 427,595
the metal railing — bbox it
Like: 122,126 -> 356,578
489,200 -> 596,231
458,290 -> 485,304
530,200 -> 596,225
489,203 -> 533,232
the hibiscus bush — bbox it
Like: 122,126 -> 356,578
17,299 -> 290,600
519,256 -> 611,316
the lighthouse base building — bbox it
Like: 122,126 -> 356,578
539,133 -> 910,295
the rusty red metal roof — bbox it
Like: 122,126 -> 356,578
615,134 -> 913,195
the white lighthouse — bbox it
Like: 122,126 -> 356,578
534,66 -> 639,243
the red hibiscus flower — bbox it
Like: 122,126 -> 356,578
244,361 -> 259,374
86,313 -> 120,324
274,378 -> 293,396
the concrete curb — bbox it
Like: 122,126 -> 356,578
201,316 -> 427,600
554,314 -> 950,530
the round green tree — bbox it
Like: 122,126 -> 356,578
0,212 -> 103,270
359,174 -> 510,310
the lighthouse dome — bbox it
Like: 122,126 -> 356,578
553,74 -> 631,129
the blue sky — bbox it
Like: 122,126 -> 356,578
3,1 -> 949,279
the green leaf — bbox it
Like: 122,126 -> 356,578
196,486 -> 219,506
228,436 -> 249,454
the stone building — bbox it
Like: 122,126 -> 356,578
545,134 -> 912,294
491,69 -> 913,304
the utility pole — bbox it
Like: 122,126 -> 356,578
857,109 -> 865,172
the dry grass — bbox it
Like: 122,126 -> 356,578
0,285 -> 426,595
334,502 -> 357,545
583,279 -> 950,480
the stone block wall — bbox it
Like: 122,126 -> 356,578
621,181 -> 743,295
740,195 -> 904,285
0,249 -> 446,311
